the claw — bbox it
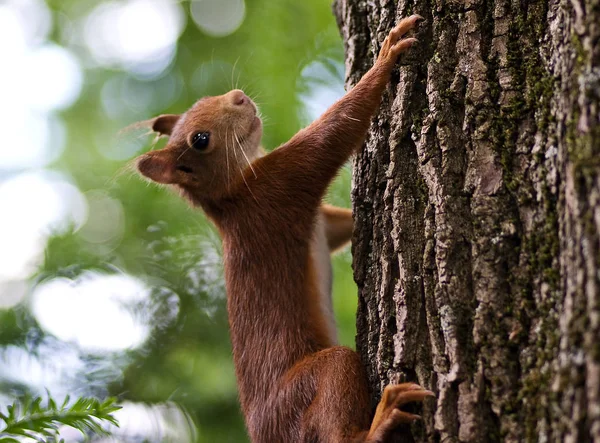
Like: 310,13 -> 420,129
394,410 -> 421,422
392,389 -> 436,407
367,383 -> 435,442
391,37 -> 418,53
378,15 -> 421,65
389,16 -> 420,40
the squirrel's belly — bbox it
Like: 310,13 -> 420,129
310,212 -> 338,344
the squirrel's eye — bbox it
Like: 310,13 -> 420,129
191,132 -> 210,151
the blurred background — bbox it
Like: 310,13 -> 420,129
0,0 -> 355,441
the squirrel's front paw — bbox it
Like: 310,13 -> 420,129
366,382 -> 434,442
377,15 -> 422,65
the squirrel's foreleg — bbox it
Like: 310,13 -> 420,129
252,15 -> 423,204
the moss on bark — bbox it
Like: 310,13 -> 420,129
335,0 -> 600,441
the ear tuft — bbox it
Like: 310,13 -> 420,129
119,114 -> 181,138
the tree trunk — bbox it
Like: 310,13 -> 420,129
334,0 -> 600,441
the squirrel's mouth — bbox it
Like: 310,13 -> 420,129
250,116 -> 261,131
235,116 -> 261,145
176,165 -> 193,174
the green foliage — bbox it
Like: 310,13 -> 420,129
0,394 -> 120,442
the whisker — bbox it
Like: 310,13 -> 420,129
233,128 -> 257,179
236,67 -> 242,91
246,87 -> 263,100
219,63 -> 229,90
240,164 -> 259,203
149,133 -> 164,151
225,127 -> 231,193
259,115 -> 273,127
105,161 -> 137,188
231,134 -> 259,203
231,56 -> 240,90
177,146 -> 190,161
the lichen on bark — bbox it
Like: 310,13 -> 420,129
334,0 -> 600,441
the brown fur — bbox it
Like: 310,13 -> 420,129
134,16 -> 433,442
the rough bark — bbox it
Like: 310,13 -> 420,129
334,0 -> 600,441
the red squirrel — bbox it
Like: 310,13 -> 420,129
134,15 -> 433,442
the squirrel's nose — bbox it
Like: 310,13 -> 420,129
230,89 -> 247,106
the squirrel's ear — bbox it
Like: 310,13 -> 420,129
136,151 -> 175,184
151,114 -> 180,136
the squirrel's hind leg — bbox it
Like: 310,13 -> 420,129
320,204 -> 353,252
295,346 -> 371,443
293,347 -> 433,443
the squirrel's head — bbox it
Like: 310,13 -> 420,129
135,89 -> 263,200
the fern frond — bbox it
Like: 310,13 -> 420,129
0,394 -> 120,442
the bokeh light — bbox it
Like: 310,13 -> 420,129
298,58 -> 345,124
31,272 -> 153,352
106,401 -> 197,442
0,343 -> 86,398
0,0 -> 52,49
190,0 -> 246,37
0,0 -> 81,170
83,0 -> 185,77
0,172 -> 87,282
79,191 -> 125,246
24,45 -> 84,112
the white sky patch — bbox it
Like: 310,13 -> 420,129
31,272 -> 151,352
83,0 -> 185,78
191,0 -> 246,37
0,344 -> 85,398
0,1 -> 83,170
0,172 -> 88,282
298,58 -> 345,124
0,2 -> 87,306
